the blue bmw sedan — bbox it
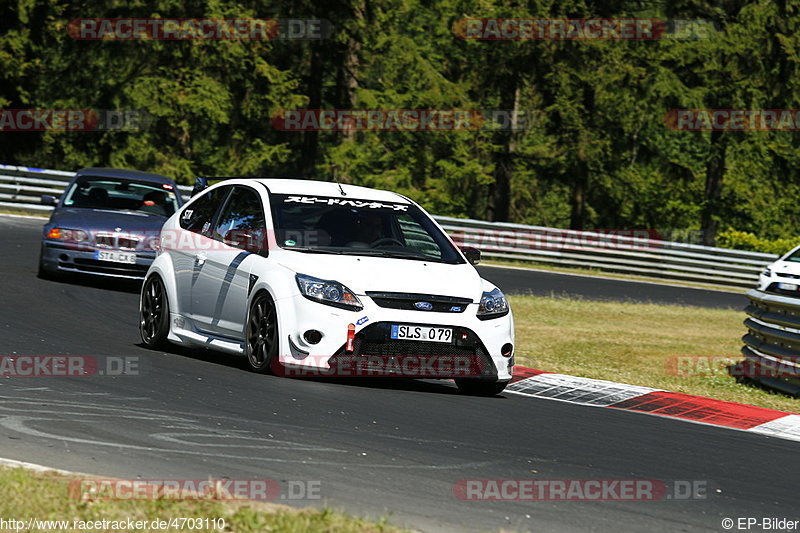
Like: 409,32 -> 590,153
38,167 -> 183,280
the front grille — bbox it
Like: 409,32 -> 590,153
117,236 -> 140,249
95,233 -> 141,250
366,292 -> 472,313
765,282 -> 800,298
358,339 -> 480,357
776,272 -> 800,279
95,234 -> 114,248
68,258 -> 149,277
330,322 -> 497,378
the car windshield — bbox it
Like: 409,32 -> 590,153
269,194 -> 464,264
785,248 -> 800,262
62,177 -> 179,216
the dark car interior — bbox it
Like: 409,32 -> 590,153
65,178 -> 177,216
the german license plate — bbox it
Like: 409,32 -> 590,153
390,324 -> 453,343
778,282 -> 798,291
96,250 -> 136,264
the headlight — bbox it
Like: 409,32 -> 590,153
477,288 -> 509,320
296,274 -> 363,311
46,227 -> 89,243
762,267 -> 772,277
146,235 -> 161,251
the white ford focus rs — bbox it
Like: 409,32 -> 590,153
757,243 -> 800,296
139,178 -> 514,395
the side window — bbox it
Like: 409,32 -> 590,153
212,186 -> 267,252
179,187 -> 229,233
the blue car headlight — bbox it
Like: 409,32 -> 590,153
477,288 -> 509,320
46,227 -> 90,243
296,274 -> 363,311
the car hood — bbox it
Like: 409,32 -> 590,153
48,208 -> 167,235
274,250 -> 485,300
768,260 -> 800,276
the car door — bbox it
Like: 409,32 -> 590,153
190,185 -> 268,340
172,186 -> 232,316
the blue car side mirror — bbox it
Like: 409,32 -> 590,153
191,177 -> 209,197
40,195 -> 57,206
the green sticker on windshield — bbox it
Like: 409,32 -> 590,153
284,239 -> 297,246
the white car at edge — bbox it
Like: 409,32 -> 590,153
758,244 -> 800,295
139,178 -> 514,395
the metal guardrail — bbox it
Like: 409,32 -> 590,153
438,216 -> 775,288
0,164 -> 778,288
742,289 -> 800,396
0,165 -> 193,209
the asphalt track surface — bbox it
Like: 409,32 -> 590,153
0,216 -> 792,532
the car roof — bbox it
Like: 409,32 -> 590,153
220,178 -> 410,204
75,167 -> 176,185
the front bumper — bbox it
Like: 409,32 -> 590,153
275,293 -> 515,381
761,278 -> 800,298
41,241 -> 155,280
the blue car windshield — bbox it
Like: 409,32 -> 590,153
62,177 -> 179,217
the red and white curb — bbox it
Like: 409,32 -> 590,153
507,367 -> 800,443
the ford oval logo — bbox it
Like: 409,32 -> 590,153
414,301 -> 433,311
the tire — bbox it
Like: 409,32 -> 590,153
455,379 -> 508,396
140,275 -> 170,349
246,291 -> 278,374
37,250 -> 57,280
37,259 -> 49,279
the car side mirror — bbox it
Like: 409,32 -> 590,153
191,177 -> 209,197
461,246 -> 480,265
40,195 -> 57,206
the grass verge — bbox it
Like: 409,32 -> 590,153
0,467 -> 403,533
0,208 -> 49,218
509,294 -> 798,412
